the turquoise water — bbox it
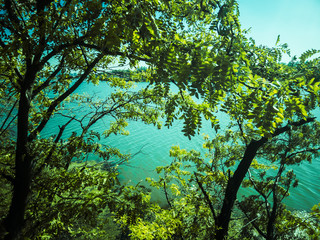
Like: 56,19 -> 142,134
42,82 -> 320,211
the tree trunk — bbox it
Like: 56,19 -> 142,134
3,89 -> 32,240
214,118 -> 315,239
215,139 -> 266,240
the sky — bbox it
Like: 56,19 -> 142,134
237,0 -> 320,62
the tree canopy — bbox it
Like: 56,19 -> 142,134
0,0 -> 320,239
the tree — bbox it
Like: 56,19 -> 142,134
2,0 -> 319,239
112,14 -> 320,240
115,43 -> 320,239
0,0 -> 237,238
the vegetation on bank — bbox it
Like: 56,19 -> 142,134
1,0 -> 320,239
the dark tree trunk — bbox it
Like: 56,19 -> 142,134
215,139 -> 266,240
214,118 -> 315,239
4,88 -> 33,239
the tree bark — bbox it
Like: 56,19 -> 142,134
214,118 -> 315,240
2,55 -> 103,239
4,89 -> 32,240
215,139 -> 266,240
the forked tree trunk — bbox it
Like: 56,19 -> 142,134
214,118 -> 315,239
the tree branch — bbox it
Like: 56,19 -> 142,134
32,55 -> 66,98
0,39 -> 24,84
0,100 -> 17,137
237,203 -> 266,238
247,170 -> 270,217
216,117 -> 316,239
163,181 -> 172,208
28,54 -> 104,141
194,172 -> 217,222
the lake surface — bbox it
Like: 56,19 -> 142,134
42,82 -> 320,211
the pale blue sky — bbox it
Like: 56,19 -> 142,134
238,0 -> 320,62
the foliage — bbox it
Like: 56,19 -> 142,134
25,164 -> 119,239
112,17 -> 320,240
0,0 -> 207,238
1,0 -> 320,239
120,120 -> 320,239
